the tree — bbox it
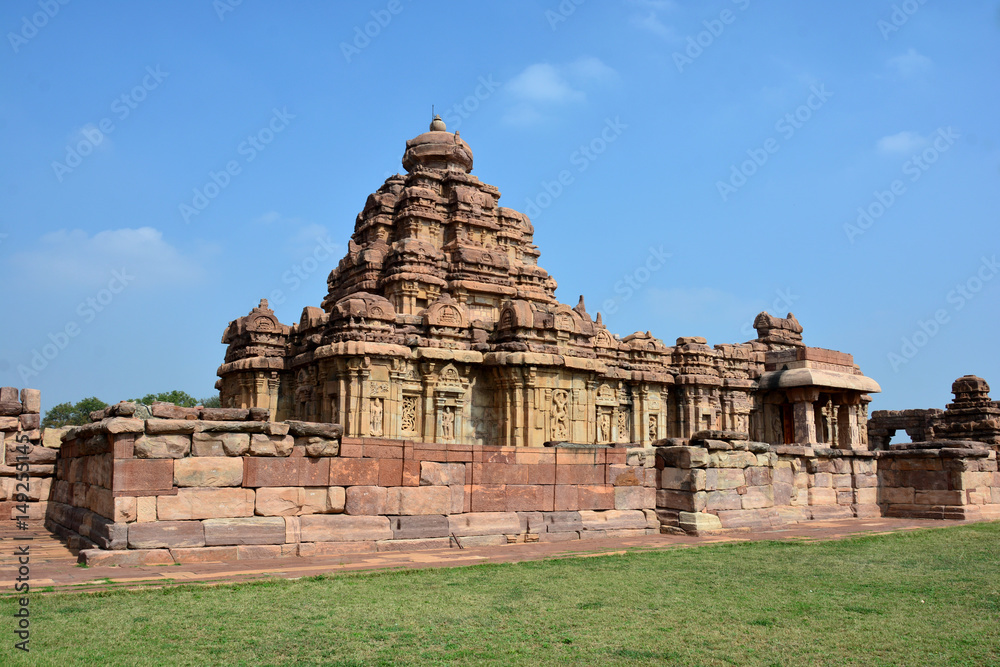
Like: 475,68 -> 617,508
199,395 -> 221,408
130,391 -> 199,407
41,397 -> 108,428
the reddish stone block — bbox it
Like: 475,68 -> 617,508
447,448 -> 473,462
387,486 -> 451,515
554,485 -> 579,511
528,463 -> 556,485
514,449 -> 556,466
607,464 -> 642,486
388,514 -> 449,539
606,449 -> 627,465
128,521 -> 205,549
345,486 -> 387,515
204,517 -> 286,545
482,448 -> 516,465
376,537 -> 451,552
402,460 -> 420,486
469,484 -> 507,512
298,514 -> 392,542
378,458 -> 403,486
481,462 -> 529,485
374,445 -> 403,460
157,488 -> 255,520
556,448 -> 605,466
297,541 -> 378,557
578,485 -> 615,510
329,458 -> 379,486
112,459 -> 174,495
447,511 -> 520,537
556,464 -> 606,486
340,442 -> 363,458
420,461 -> 465,486
113,435 -> 136,459
243,458 -> 330,487
170,546 -> 239,563
505,484 -> 547,512
80,549 -> 174,567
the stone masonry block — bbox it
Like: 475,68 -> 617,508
420,461 -> 465,486
157,487 -> 255,520
112,459 -> 174,494
128,521 -> 205,549
203,517 -> 286,545
174,457 -> 243,487
387,486 -> 452,515
134,435 -> 190,459
298,514 -> 392,542
448,511 -> 520,537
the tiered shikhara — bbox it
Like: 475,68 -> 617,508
217,118 -> 880,448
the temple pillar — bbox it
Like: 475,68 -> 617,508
787,388 -> 820,444
836,393 -> 862,449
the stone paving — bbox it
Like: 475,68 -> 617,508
1,517 -> 988,595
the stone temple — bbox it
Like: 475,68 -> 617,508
217,117 -> 881,449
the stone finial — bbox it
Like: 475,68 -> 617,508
259,298 -> 269,310
429,114 -> 446,132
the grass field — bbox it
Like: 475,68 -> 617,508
2,522 -> 999,666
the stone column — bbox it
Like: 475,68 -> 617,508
787,388 -> 820,444
836,393 -> 861,449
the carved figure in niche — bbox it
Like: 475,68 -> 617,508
370,397 -> 383,436
552,390 -> 569,440
770,409 -> 783,444
440,406 -> 455,439
617,409 -> 629,442
599,412 -> 611,443
401,396 -> 417,433
648,414 -> 658,440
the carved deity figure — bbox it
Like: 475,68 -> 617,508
370,397 -> 383,436
440,406 -> 455,439
648,414 -> 658,440
552,390 -> 569,440
617,409 -> 628,442
599,412 -> 611,443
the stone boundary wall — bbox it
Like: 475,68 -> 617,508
44,402 -> 657,565
868,409 -> 940,449
0,387 -> 58,521
653,434 -> 879,534
877,441 -> 1000,520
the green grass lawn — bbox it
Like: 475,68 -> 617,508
3,522 -> 999,666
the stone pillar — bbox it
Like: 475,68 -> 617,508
836,394 -> 862,449
787,388 -> 820,444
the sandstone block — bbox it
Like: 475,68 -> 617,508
388,514 -> 449,539
150,403 -> 200,420
128,520 -> 205,549
678,511 -> 723,532
135,434 -> 190,459
114,496 -> 137,523
244,457 -> 331,487
808,487 -> 837,506
741,485 -> 774,510
192,432 -> 249,457
137,496 -> 157,522
19,413 -> 40,431
914,490 -> 964,505
199,407 -> 249,421
286,421 -> 343,439
541,511 -> 583,533
577,485 -> 614,510
80,549 -> 174,567
174,457 -> 243,487
20,389 -> 41,414
297,541 -> 377,557
455,534 -> 507,547
249,434 -> 294,457
329,458 -> 379,486
448,511 -> 519,536
157,487 -> 255,520
706,489 -> 742,511
706,468 -> 745,490
170,546 -> 240,563
882,486 -> 914,504
504,484 -> 549,512
299,514 -> 392,542
450,484 -> 464,514
579,509 -> 647,531
112,459 -> 174,494
203,517 -> 286,545
420,461 -> 465,486
345,486 -> 387,515
854,487 -> 878,504
387,486 -> 452,515
376,537 -> 451,552
301,437 -> 340,457
614,486 -> 647,510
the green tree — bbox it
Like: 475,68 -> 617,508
130,391 -> 199,407
199,395 -> 221,408
41,397 -> 108,428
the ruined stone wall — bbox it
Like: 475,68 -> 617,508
45,402 -> 657,565
0,387 -> 58,521
653,433 -> 879,533
877,442 -> 1000,520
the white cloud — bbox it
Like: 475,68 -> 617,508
627,0 -> 678,40
9,227 -> 204,290
503,57 -> 618,125
888,49 -> 932,78
877,131 -> 928,155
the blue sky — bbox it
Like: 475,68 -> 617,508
1,0 -> 998,417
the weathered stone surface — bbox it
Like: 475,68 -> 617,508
128,521 -> 205,549
614,486 -> 647,510
157,488 -> 255,520
174,457 -> 243,487
299,514 -> 392,542
134,434 -> 190,459
20,389 -> 41,414
387,486 -> 452,515
678,511 -> 723,532
112,459 -> 174,494
81,548 -> 174,567
244,458 -> 331,487
579,509 -> 647,531
249,434 -> 294,457
329,458 -> 379,486
448,511 -> 520,536
286,421 -> 343,439
420,461 -> 465,486
200,408 -> 250,421
170,546 -> 240,563
203,517 -> 286,545
150,403 -> 200,420
345,486 -> 387,515
192,432 -> 250,456
388,515 -> 449,539
255,487 -> 345,516
376,537 -> 451,552
300,437 -> 340,457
